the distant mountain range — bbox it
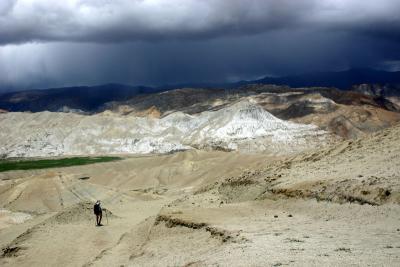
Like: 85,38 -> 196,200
0,84 -> 159,112
248,68 -> 400,89
163,68 -> 400,90
0,68 -> 399,112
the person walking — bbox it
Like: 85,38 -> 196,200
93,200 -> 103,226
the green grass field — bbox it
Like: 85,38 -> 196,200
0,156 -> 122,172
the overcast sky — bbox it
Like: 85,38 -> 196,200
0,0 -> 399,90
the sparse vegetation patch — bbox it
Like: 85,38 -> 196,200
0,156 -> 122,172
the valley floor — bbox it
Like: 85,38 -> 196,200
1,125 -> 400,266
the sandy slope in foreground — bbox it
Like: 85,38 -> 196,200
1,126 -> 400,266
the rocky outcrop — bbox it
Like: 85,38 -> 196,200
0,101 -> 330,158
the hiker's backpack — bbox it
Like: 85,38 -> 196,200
94,203 -> 101,215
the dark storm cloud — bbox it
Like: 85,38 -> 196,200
1,30 -> 396,90
0,0 -> 399,90
0,0 -> 399,45
0,0 -> 307,44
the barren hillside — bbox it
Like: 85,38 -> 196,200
1,123 -> 399,266
103,85 -> 400,140
0,100 -> 332,158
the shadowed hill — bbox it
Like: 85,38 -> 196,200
250,68 -> 400,90
0,84 -> 157,112
0,69 -> 399,113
